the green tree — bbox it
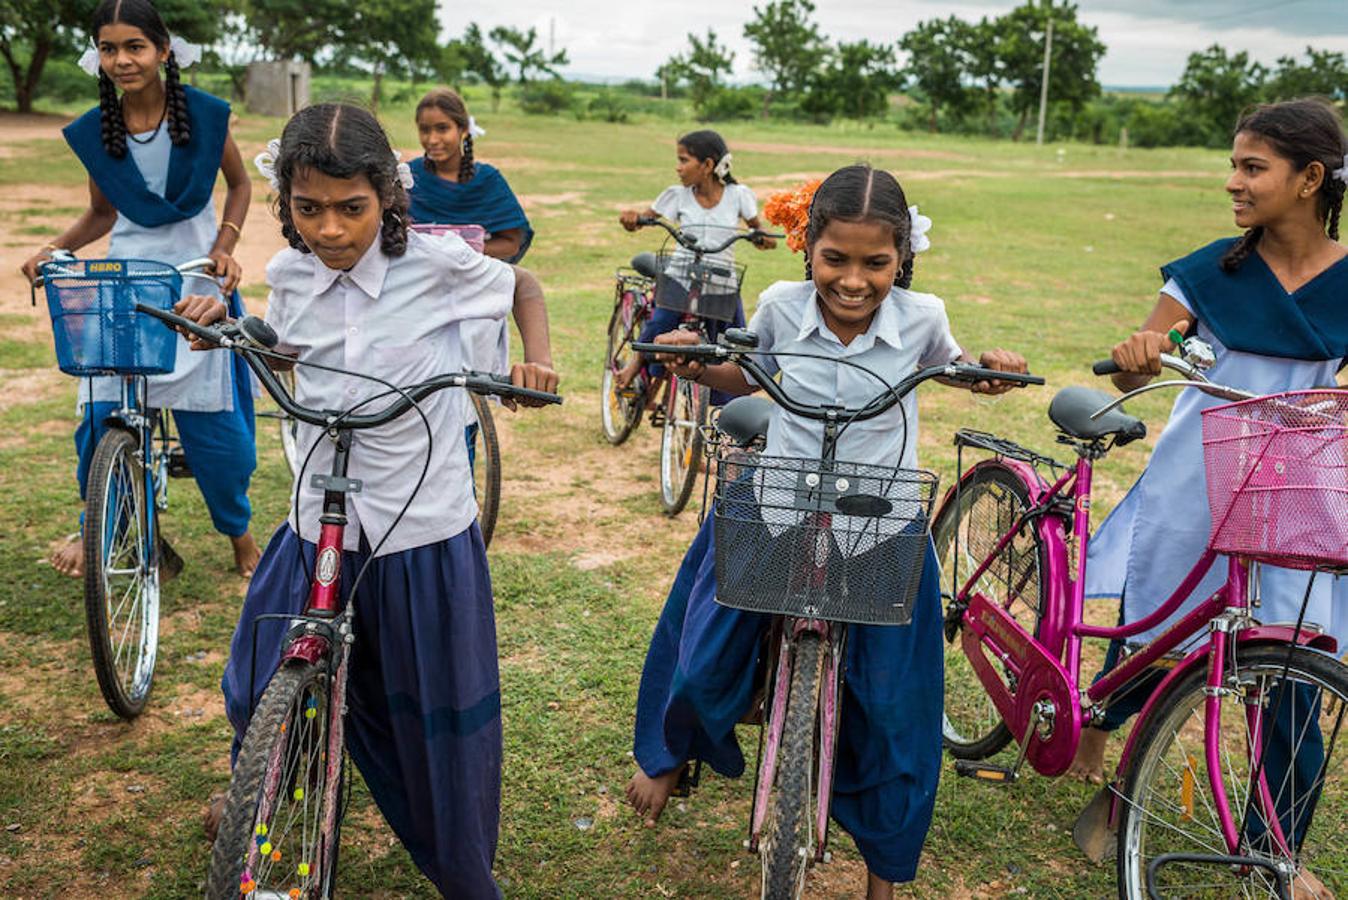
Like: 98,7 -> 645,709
742,0 -> 826,115
662,29 -> 735,115
962,16 -> 1005,135
998,0 -> 1105,141
461,23 -> 506,111
898,16 -> 974,132
1266,47 -> 1348,102
1170,44 -> 1266,147
235,0 -> 346,62
802,40 -> 898,121
338,0 -> 439,108
488,25 -> 568,84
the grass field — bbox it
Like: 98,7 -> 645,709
0,90 -> 1240,898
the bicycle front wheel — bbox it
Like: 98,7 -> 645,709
931,461 -> 1048,760
471,393 -> 502,547
659,376 -> 707,516
760,631 -> 823,900
83,427 -> 159,719
600,302 -> 646,446
207,661 -> 341,900
1117,644 -> 1348,899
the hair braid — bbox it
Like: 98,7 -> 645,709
164,53 -> 191,146
458,133 -> 476,182
381,206 -> 408,256
1220,227 -> 1264,272
97,70 -> 128,158
1325,178 -> 1345,241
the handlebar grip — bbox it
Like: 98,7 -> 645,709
134,301 -> 223,345
630,341 -> 722,358
1092,359 -> 1121,376
635,215 -> 658,226
464,372 -> 562,405
948,366 -> 1045,386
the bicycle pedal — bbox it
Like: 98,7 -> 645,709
670,759 -> 702,799
166,446 -> 192,478
953,759 -> 1017,784
649,409 -> 667,428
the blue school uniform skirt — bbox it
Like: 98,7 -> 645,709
222,523 -> 502,899
633,512 -> 943,883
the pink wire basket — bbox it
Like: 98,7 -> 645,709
1202,389 -> 1348,570
410,223 -> 487,254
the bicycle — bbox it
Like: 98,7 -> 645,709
933,338 -> 1348,898
34,254 -> 220,719
606,217 -> 780,515
262,222 -> 503,547
632,331 -> 1041,898
131,302 -> 560,898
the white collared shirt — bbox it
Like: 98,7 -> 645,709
265,230 -> 515,555
747,280 -> 962,469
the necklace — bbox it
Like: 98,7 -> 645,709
122,97 -> 167,144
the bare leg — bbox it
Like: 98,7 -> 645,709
231,532 -> 261,578
203,793 -> 226,844
1068,726 -> 1108,784
866,869 -> 893,900
625,764 -> 685,828
49,532 -> 83,578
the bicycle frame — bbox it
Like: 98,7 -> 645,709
951,443 -> 1339,855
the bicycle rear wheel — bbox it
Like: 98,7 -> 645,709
601,301 -> 646,446
1117,644 -> 1348,899
659,376 -> 707,516
931,461 -> 1048,760
760,631 -> 823,900
83,427 -> 159,719
207,661 -> 341,900
470,393 -> 502,547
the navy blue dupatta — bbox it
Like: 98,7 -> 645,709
407,158 -> 534,262
1162,237 -> 1348,362
63,85 -> 230,229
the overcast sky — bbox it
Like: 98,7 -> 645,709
436,0 -> 1348,88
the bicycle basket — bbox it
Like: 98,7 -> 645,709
410,222 -> 487,254
1202,390 -> 1348,570
712,447 -> 939,625
654,250 -> 746,323
41,258 -> 181,377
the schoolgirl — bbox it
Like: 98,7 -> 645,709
20,0 -> 259,576
626,165 -> 1027,899
189,103 -> 558,897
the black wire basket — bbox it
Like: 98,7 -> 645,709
712,447 -> 939,625
654,250 -> 746,323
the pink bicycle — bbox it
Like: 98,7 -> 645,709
934,339 -> 1348,898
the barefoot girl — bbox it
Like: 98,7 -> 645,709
627,165 -> 1027,899
188,102 -> 557,897
20,0 -> 259,577
614,130 -> 775,396
1073,101 -> 1348,803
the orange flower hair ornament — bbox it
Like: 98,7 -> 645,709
763,179 -> 822,253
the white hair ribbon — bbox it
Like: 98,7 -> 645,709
77,43 -> 100,77
908,205 -> 933,254
392,151 -> 415,190
1334,153 -> 1348,184
253,138 -> 281,191
168,34 -> 202,68
468,116 -> 486,138
713,152 -> 734,183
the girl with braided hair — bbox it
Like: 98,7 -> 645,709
1073,99 -> 1348,813
626,164 -> 1026,899
19,0 -> 259,577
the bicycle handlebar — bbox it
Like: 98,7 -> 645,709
135,303 -> 562,429
33,255 -> 216,290
1089,345 -> 1254,420
629,339 -> 1043,424
634,216 -> 784,254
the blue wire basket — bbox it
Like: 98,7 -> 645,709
41,259 -> 181,376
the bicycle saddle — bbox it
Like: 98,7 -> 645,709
718,395 -> 773,447
1048,386 -> 1146,445
630,252 -> 660,279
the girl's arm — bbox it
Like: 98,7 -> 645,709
19,177 -> 118,281
655,329 -> 756,396
207,133 -> 251,295
484,228 -> 524,261
1109,293 -> 1191,393
619,207 -> 660,232
744,215 -> 777,250
507,265 -> 560,404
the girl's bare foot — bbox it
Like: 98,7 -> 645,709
866,870 -> 894,900
49,533 -> 83,578
1294,867 -> 1335,900
614,356 -> 643,392
203,793 -> 226,844
1068,726 -> 1108,784
231,532 -> 261,578
625,764 -> 685,828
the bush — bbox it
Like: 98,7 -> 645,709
698,86 -> 757,121
37,59 -> 99,104
518,80 -> 574,116
585,90 -> 629,123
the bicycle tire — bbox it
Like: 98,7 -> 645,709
760,631 -> 823,900
1117,644 -> 1348,900
83,427 -> 159,719
660,377 -> 707,516
207,661 -> 340,900
278,368 -> 301,476
471,392 -> 502,548
931,460 -> 1048,760
601,303 -> 646,446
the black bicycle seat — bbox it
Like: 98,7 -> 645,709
1048,386 -> 1146,445
630,252 -> 660,279
718,395 -> 773,447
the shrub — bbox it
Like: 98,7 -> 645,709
519,80 -> 574,115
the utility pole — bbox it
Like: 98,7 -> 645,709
1035,13 -> 1053,146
